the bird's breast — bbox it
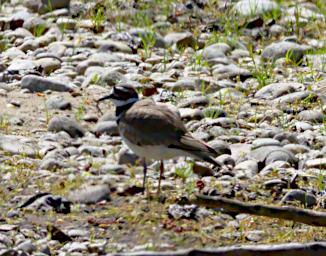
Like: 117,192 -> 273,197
120,134 -> 192,160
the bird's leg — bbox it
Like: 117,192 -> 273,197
157,160 -> 164,196
142,158 -> 147,195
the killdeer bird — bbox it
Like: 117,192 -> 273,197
97,84 -> 221,195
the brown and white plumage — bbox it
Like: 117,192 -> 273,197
119,98 -> 219,166
97,84 -> 222,194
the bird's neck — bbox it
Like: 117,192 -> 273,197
115,98 -> 138,123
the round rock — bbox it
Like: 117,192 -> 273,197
48,116 -> 85,138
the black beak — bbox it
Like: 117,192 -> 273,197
96,93 -> 113,115
97,93 -> 113,102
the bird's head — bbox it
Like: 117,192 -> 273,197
97,84 -> 139,107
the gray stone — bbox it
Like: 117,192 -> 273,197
88,240 -> 107,254
298,110 -> 325,123
264,179 -> 288,189
7,59 -> 36,72
56,17 -> 76,30
9,10 -> 33,28
255,82 -> 303,100
19,193 -> 71,213
19,39 -> 39,52
0,135 -> 39,158
283,144 -> 310,154
61,242 -> 88,253
273,132 -> 299,144
216,154 -> 236,167
281,189 -> 317,207
46,95 -> 71,110
313,79 -> 326,105
212,64 -> 251,81
252,138 -> 281,149
39,245 -> 51,256
245,230 -> 264,242
0,225 -> 17,232
39,158 -> 68,170
233,0 -> 279,17
99,164 -> 126,175
118,147 -> 139,165
34,58 -> 61,74
190,131 -> 209,142
24,0 -> 70,14
92,121 -> 119,136
78,145 -> 107,157
84,67 -> 125,87
192,162 -> 215,177
207,117 -> 239,129
284,6 -> 325,24
168,204 -> 199,220
67,229 -> 89,238
88,52 -> 121,63
305,158 -> 326,169
208,126 -> 227,137
95,39 -> 132,53
48,116 -> 85,138
76,60 -> 103,75
15,240 -> 36,254
23,16 -> 47,33
230,49 -> 250,60
250,145 -> 297,168
265,150 -> 297,166
2,47 -> 25,59
269,24 -> 286,36
207,139 -> 231,155
201,43 -> 230,60
294,121 -> 313,132
274,91 -> 314,105
262,41 -> 311,62
129,28 -> 166,48
203,107 -> 227,118
68,184 -> 110,204
177,96 -> 209,108
164,32 -> 195,48
0,234 -> 12,247
8,117 -> 24,126
234,159 -> 258,178
21,75 -> 75,92
164,78 -> 199,91
213,88 -> 245,101
5,27 -> 33,39
259,161 -> 291,177
307,54 -> 326,71
179,108 -> 203,121
48,42 -> 67,57
99,112 -> 116,122
82,114 -> 98,122
0,249 -> 21,255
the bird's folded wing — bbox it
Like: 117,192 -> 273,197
169,133 -> 217,156
119,100 -> 187,146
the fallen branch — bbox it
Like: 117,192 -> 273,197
193,194 -> 326,227
110,242 -> 326,256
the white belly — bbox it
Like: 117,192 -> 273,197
122,137 -> 192,160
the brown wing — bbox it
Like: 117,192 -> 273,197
119,99 -> 187,146
168,133 -> 217,157
169,133 -> 220,167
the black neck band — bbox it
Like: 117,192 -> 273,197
116,101 -> 137,124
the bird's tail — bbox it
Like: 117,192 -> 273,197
195,153 -> 222,169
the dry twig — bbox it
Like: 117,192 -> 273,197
193,194 -> 326,227
111,242 -> 326,256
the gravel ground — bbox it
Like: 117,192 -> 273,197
0,0 -> 326,255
